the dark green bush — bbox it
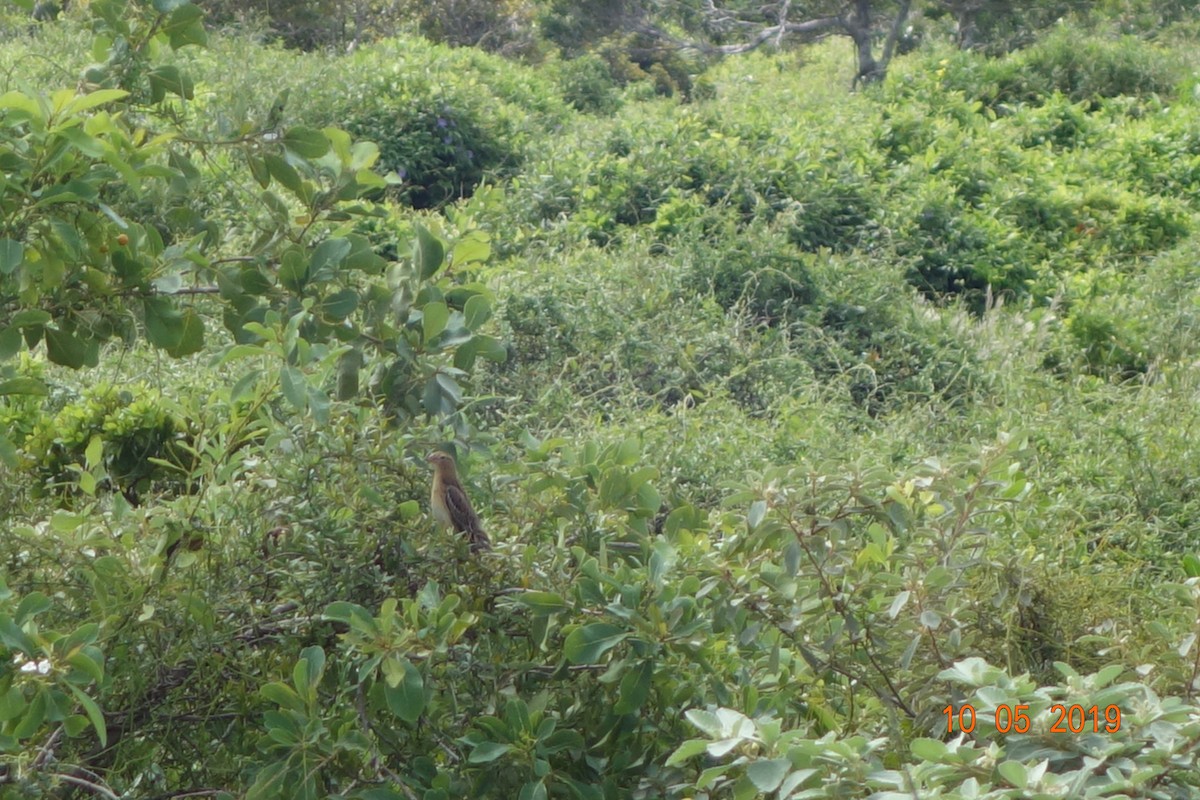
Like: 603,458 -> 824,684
1019,29 -> 1184,102
1066,308 -> 1150,379
1016,95 -> 1095,149
342,96 -> 512,209
299,37 -> 567,209
896,192 -> 1035,304
811,265 -> 985,416
702,235 -> 820,325
1110,117 -> 1200,201
934,29 -> 1185,108
554,52 -> 622,113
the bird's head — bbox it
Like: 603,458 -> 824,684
426,451 -> 456,470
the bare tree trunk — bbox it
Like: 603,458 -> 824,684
847,0 -> 880,86
847,0 -> 913,87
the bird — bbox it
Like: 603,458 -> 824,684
426,451 -> 491,553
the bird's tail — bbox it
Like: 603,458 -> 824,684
468,527 -> 491,553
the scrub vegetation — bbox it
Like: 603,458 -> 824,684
3,1 -> 1200,797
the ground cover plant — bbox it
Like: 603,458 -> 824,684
3,1 -> 1200,798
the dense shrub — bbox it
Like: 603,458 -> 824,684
1066,308 -> 1150,379
178,35 -> 568,210
932,29 -> 1185,108
894,188 -> 1036,303
1019,28 -> 1184,101
6,378 -> 195,503
553,52 -> 622,113
695,228 -> 820,325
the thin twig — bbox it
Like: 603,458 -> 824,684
51,773 -> 120,800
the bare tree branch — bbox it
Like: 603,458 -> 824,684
881,0 -> 913,65
646,14 -> 843,55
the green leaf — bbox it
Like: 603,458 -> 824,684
614,659 -> 653,715
335,348 -> 361,400
342,234 -> 386,273
748,500 -> 767,530
0,686 -> 25,722
414,226 -> 445,280
9,310 -> 52,328
1183,554 -> 1200,578
264,154 -> 303,196
422,302 -> 449,342
279,250 -> 308,293
0,378 -> 47,396
435,373 -> 462,406
563,623 -> 628,665
167,308 -> 204,357
451,232 -> 490,267
144,296 -> 184,351
15,592 -> 50,624
0,239 -> 23,275
283,127 -> 330,158
779,769 -> 817,797
247,154 -> 270,188
309,238 -> 351,280
67,684 -> 107,747
746,758 -> 789,793
66,650 -> 104,684
45,327 -> 96,368
147,65 -> 193,102
513,591 -> 569,615
322,289 -> 358,321
307,385 -> 331,425
463,294 -> 492,331
0,90 -> 41,118
163,4 -> 208,48
246,761 -> 289,800
997,761 -> 1028,788
295,646 -> 326,698
60,88 -> 128,114
475,335 -> 507,362
665,739 -> 709,766
910,738 -> 948,761
0,326 -> 21,360
467,741 -> 512,764
323,602 -> 380,635
12,689 -> 47,739
383,658 -> 424,724
261,681 -> 305,712
518,780 -> 547,800
84,435 -> 103,469
0,616 -> 35,652
51,512 -> 83,533
0,435 -> 17,469
280,366 -> 307,412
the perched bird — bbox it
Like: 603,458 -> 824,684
426,451 -> 491,553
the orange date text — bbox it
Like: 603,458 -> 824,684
943,703 -> 1122,734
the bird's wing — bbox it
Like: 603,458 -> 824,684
444,482 -> 491,552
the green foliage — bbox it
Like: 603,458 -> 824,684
931,28 -> 1186,108
553,52 -> 622,114
671,658 -> 1200,798
0,585 -> 108,766
296,37 -> 566,209
7,7 -> 1200,800
12,380 -> 192,502
701,227 -> 819,325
